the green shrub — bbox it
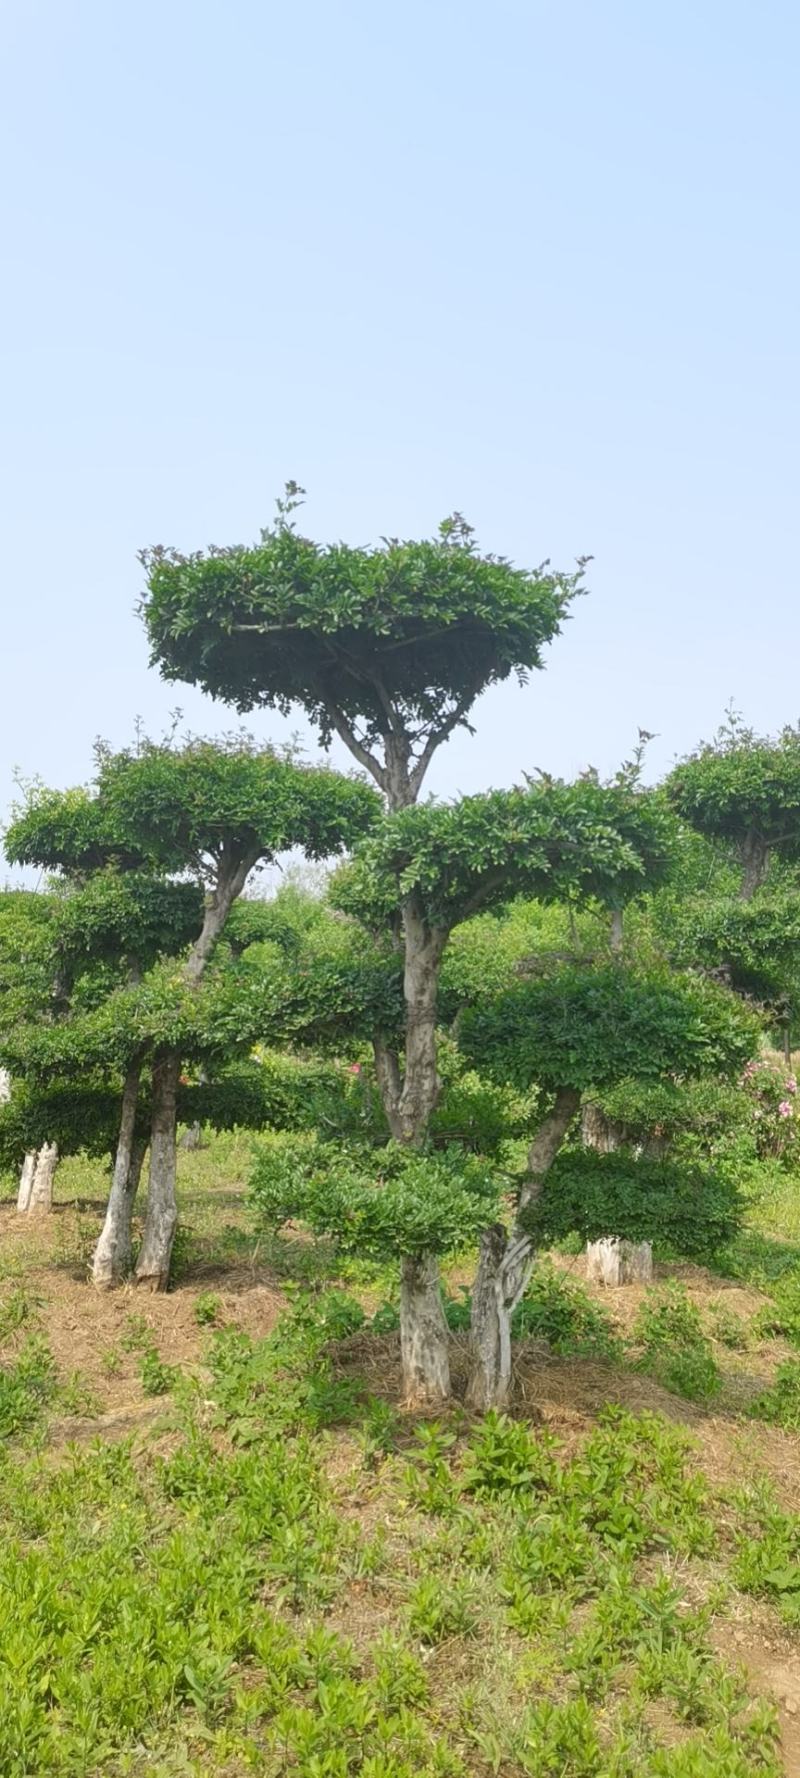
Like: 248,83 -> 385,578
749,1360 -> 800,1430
514,1262 -> 621,1360
529,1149 -> 743,1265
634,1285 -> 721,1402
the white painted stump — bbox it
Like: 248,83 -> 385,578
586,1237 -> 653,1286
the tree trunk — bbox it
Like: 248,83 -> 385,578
400,1253 -> 451,1407
581,1102 -> 624,1153
135,1051 -> 180,1290
92,1057 -> 146,1286
17,1151 -> 37,1213
466,1088 -> 581,1409
26,1143 -> 58,1212
134,847 -> 259,1290
179,1122 -> 203,1150
740,832 -> 770,900
392,904 -> 450,1401
586,1237 -> 653,1286
610,906 -> 624,953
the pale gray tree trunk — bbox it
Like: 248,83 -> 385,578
400,1253 -> 452,1406
466,1088 -> 581,1410
135,845 -> 259,1291
610,906 -> 624,953
586,1237 -> 653,1286
374,898 -> 451,1405
25,1143 -> 58,1212
17,1151 -> 37,1212
92,1057 -> 146,1286
581,1102 -> 624,1153
135,1051 -> 180,1290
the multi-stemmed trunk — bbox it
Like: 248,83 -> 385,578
92,1055 -> 147,1285
466,1088 -> 580,1410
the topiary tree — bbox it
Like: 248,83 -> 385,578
258,777 -> 678,1402
141,492 -> 587,813
667,714 -> 800,900
4,739 -> 378,1287
457,963 -> 759,1407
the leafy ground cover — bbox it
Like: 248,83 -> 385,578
2,1136 -> 800,1775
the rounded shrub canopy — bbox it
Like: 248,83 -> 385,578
667,724 -> 800,864
457,964 -> 760,1093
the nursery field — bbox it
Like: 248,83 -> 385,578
2,1134 -> 800,1778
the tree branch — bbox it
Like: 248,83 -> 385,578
408,694 -> 477,799
324,705 -> 387,793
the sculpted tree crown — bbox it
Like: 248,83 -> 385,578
667,718 -> 800,860
458,963 -> 760,1093
140,495 -> 587,803
331,778 -> 679,934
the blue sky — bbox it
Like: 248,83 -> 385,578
2,0 -> 798,864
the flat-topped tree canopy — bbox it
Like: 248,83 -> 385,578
331,778 -> 678,936
140,492 -> 587,807
95,738 -> 380,885
667,717 -> 800,897
4,785 -> 153,876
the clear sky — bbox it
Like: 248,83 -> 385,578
2,0 -> 798,869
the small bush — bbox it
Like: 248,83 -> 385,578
634,1284 -> 721,1402
514,1262 -> 621,1360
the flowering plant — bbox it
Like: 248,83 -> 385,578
741,1058 -> 799,1160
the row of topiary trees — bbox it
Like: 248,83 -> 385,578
2,494 -> 799,1408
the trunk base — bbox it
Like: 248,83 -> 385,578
585,1237 -> 653,1286
465,1224 -> 513,1412
400,1253 -> 451,1406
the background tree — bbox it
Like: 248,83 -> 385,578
457,963 -> 759,1407
667,714 -> 800,900
4,740 -> 378,1287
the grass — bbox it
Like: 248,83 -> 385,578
1,1137 -> 800,1773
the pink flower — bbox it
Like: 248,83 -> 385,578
786,1076 -> 797,1094
778,1101 -> 793,1118
349,1063 -> 362,1075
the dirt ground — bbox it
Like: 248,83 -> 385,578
3,1184 -> 800,1771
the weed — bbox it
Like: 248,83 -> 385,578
140,1346 -> 177,1396
120,1312 -> 151,1352
360,1396 -> 400,1465
709,1301 -> 751,1349
0,1334 -> 56,1438
463,1411 -> 557,1499
193,1289 -> 221,1326
407,1573 -> 480,1643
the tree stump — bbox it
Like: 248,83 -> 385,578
586,1237 -> 653,1286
